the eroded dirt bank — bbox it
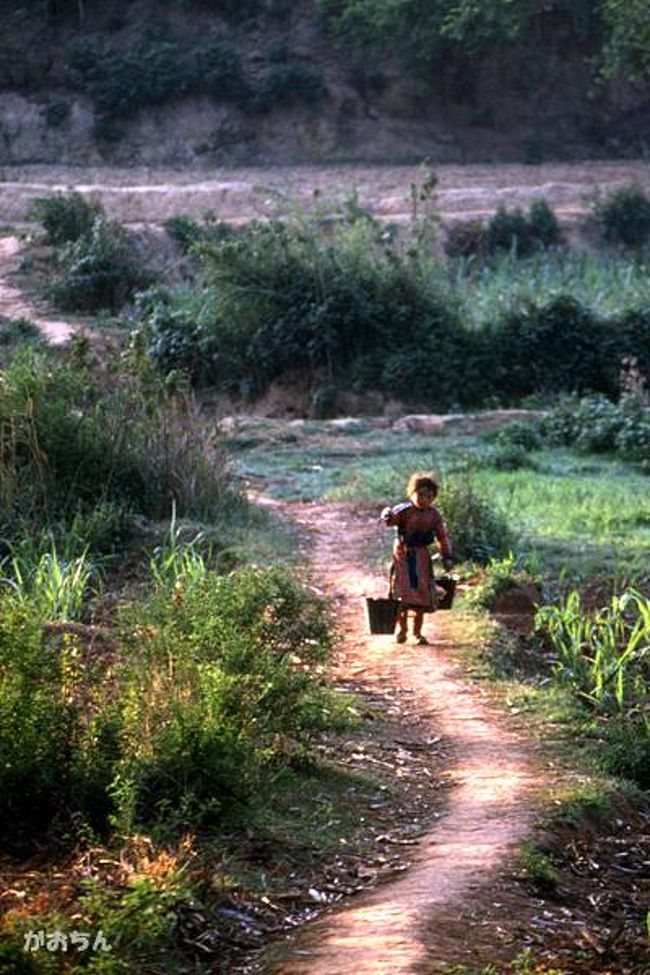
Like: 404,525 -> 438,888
259,501 -> 539,974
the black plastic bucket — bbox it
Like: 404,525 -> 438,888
365,597 -> 399,634
436,575 -> 456,610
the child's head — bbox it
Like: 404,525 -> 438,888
406,471 -> 439,508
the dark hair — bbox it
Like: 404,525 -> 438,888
406,471 -> 439,498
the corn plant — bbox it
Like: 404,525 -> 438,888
149,502 -> 209,593
535,589 -> 650,712
2,541 -> 97,621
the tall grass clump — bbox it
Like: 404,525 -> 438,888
0,344 -> 240,556
440,475 -> 517,563
456,248 -> 650,325
4,541 -> 97,621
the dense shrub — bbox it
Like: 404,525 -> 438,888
483,295 -> 616,400
131,285 -> 223,384
115,566 -> 335,827
252,60 -> 326,112
50,216 -> 154,312
592,184 -> 650,248
195,39 -> 250,103
487,420 -> 543,451
0,564 -> 337,845
136,214 -> 650,410
487,199 -> 562,256
141,218 -> 469,406
27,190 -> 104,245
444,217 -> 490,259
445,199 -> 561,259
164,214 -> 236,252
0,315 -> 42,353
541,392 -> 650,469
67,34 -> 249,122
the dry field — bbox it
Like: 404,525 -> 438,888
0,159 -> 649,229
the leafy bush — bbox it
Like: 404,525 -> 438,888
131,285 -> 226,385
67,34 -> 250,125
439,476 -> 516,563
0,316 -> 42,355
42,96 -> 71,128
527,198 -> 562,248
445,199 -> 561,259
0,561 -> 338,845
196,39 -> 250,103
138,211 -> 650,410
541,391 -> 650,469
252,60 -> 326,112
444,217 -> 489,259
485,442 -> 537,471
592,184 -> 650,248
108,565 -> 336,830
27,190 -> 104,245
50,216 -> 154,312
483,295 -> 615,400
464,553 -> 538,611
164,214 -> 236,253
144,217 -> 468,406
487,199 -> 562,257
487,420 -> 543,451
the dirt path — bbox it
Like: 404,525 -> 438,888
261,500 -> 540,974
0,236 -> 76,344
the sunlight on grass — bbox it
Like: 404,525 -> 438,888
471,455 -> 650,578
236,427 -> 649,583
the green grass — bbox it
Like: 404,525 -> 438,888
470,455 -> 650,580
231,423 -> 649,583
454,249 -> 650,327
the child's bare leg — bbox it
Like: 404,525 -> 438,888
396,608 -> 408,643
413,610 -> 428,644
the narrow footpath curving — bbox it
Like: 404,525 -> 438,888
263,500 -> 540,974
0,236 -> 76,344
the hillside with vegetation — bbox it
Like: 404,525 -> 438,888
0,0 -> 649,165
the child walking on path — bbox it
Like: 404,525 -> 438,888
381,471 -> 454,645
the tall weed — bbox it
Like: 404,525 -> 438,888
0,346 -> 240,553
